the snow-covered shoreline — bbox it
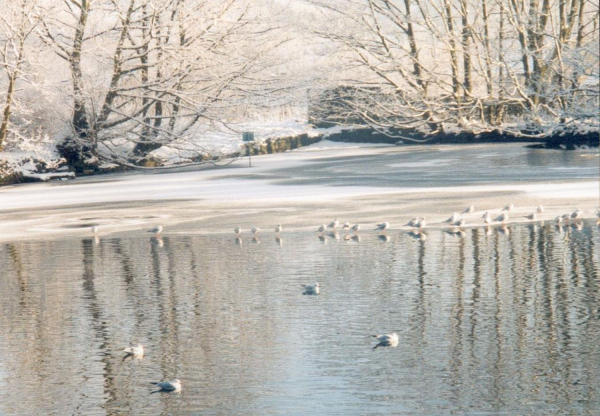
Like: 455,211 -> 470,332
0,142 -> 598,242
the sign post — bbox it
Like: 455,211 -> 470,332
242,132 -> 255,167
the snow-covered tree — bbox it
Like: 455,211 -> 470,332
36,0 -> 295,168
306,0 -> 599,136
0,0 -> 43,150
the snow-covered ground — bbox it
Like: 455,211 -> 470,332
149,119 -> 333,163
0,141 -> 598,241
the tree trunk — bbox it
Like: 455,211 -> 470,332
70,0 -> 91,139
0,74 -> 17,150
460,0 -> 472,96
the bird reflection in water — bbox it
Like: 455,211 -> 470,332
252,237 -> 261,244
378,234 -> 391,243
152,236 -> 164,247
445,229 -> 466,238
318,235 -> 328,244
326,231 -> 340,241
408,230 -> 427,241
498,225 -> 510,236
275,236 -> 283,247
235,237 -> 243,246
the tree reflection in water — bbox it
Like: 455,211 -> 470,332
0,222 -> 598,415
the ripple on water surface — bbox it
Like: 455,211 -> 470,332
0,222 -> 599,415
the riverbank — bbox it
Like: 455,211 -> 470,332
0,142 -> 598,242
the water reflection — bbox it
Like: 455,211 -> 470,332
0,222 -> 598,415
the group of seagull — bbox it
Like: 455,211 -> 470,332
234,224 -> 283,235
317,218 -> 362,234
89,207 -> 598,239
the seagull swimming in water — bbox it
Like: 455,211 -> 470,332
444,213 -> 460,224
149,225 -> 163,235
123,344 -> 144,358
375,222 -> 390,232
301,283 -> 320,295
150,379 -> 181,393
327,219 -> 339,229
462,205 -> 475,214
372,333 -> 399,349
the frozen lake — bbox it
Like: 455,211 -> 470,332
0,143 -> 598,242
1,222 -> 599,415
0,142 -> 599,414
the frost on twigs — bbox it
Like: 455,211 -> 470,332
0,128 -> 69,184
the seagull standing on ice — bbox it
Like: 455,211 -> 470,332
327,219 -> 339,229
342,222 -> 351,231
251,227 -> 260,235
451,219 -> 465,228
317,224 -> 326,234
525,213 -> 537,221
417,217 -> 426,229
375,222 -> 390,232
570,209 -> 583,220
536,205 -> 544,214
462,205 -> 475,214
123,344 -> 144,358
92,225 -> 99,234
301,283 -> 320,295
444,213 -> 460,224
372,333 -> 399,349
495,212 -> 508,223
482,212 -> 492,224
274,224 -> 283,234
234,226 -> 242,235
502,203 -> 514,212
404,218 -> 419,227
351,224 -> 361,233
150,379 -> 181,393
149,225 -> 163,235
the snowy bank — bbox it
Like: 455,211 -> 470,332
0,142 -> 597,242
